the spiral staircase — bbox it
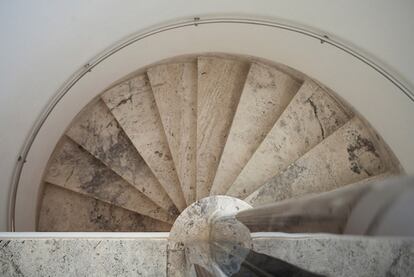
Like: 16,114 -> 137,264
18,54 -> 414,276
37,54 -> 400,233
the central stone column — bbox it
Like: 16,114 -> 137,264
168,196 -> 252,276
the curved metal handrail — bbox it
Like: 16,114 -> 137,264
8,16 -> 414,231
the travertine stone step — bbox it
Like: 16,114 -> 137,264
196,56 -> 250,199
227,80 -> 351,199
101,74 -> 186,211
44,137 -> 176,224
245,117 -> 387,207
148,62 -> 197,206
237,173 -> 391,233
1,235 -> 412,277
252,235 -> 414,277
0,237 -> 168,277
38,184 -> 172,231
210,63 -> 301,195
66,100 -> 176,213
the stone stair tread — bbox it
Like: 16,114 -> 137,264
38,183 -> 172,232
252,235 -> 414,277
66,99 -> 176,213
238,173 -> 392,233
227,80 -> 351,198
210,62 -> 301,195
101,74 -> 186,211
245,116 -> 387,206
148,62 -> 197,205
196,56 -> 250,199
44,137 -> 176,223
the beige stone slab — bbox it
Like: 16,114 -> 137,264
101,74 -> 186,211
196,56 -> 250,199
38,184 -> 172,231
66,100 -> 176,214
148,62 -> 197,206
252,236 -> 414,277
210,63 -> 301,195
237,173 -> 391,233
245,117 -> 387,207
227,80 -> 351,199
44,137 -> 176,224
0,237 -> 169,276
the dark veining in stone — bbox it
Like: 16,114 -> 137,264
62,140 -> 129,206
347,134 -> 380,176
385,242 -> 413,277
89,200 -> 114,230
306,97 -> 325,139
45,138 -> 177,223
101,75 -> 187,211
251,164 -> 307,204
246,118 -> 386,207
0,243 -> 23,276
64,167 -> 75,186
113,94 -> 133,109
227,79 -> 352,199
0,241 -> 10,249
38,184 -> 173,231
66,100 -> 177,213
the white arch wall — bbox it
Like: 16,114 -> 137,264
1,0 -> 414,231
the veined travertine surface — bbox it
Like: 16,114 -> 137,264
211,63 -> 301,195
66,100 -> 176,213
37,54 -> 402,234
228,80 -> 351,199
196,56 -> 250,199
45,137 -> 176,223
148,62 -> 197,206
38,184 -> 172,231
237,173 -> 391,234
246,117 -> 387,206
101,74 -> 186,211
168,196 -> 252,276
252,235 -> 414,277
1,235 -> 412,276
0,237 -> 168,276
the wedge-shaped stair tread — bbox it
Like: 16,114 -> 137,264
44,137 -> 176,224
246,117 -> 387,206
239,173 -> 392,234
211,63 -> 301,195
38,184 -> 172,231
66,100 -> 176,213
101,75 -> 186,211
148,62 -> 197,205
227,80 -> 351,198
196,56 -> 250,199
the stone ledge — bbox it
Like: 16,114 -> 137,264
253,235 -> 414,277
0,234 -> 413,276
0,237 -> 168,277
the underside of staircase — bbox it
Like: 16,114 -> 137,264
37,54 -> 401,232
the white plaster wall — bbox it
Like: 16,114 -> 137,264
0,0 -> 413,231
